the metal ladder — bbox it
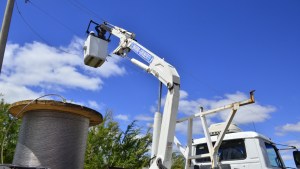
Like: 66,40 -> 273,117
174,91 -> 255,169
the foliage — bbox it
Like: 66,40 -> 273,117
0,98 -> 21,164
171,152 -> 185,169
84,110 -> 152,169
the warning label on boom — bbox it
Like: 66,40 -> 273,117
130,43 -> 154,63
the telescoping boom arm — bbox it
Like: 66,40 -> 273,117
83,21 -> 180,169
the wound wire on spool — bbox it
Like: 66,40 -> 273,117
4,96 -> 103,169
13,110 -> 89,169
1,94 -> 67,164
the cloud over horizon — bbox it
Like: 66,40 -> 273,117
175,90 -> 276,135
146,90 -> 277,136
0,38 -> 126,103
178,91 -> 276,124
276,121 -> 300,136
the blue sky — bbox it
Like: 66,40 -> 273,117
1,0 -> 300,167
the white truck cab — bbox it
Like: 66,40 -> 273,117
192,129 -> 286,169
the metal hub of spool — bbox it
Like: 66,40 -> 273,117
8,100 -> 103,169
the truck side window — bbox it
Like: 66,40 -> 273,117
195,144 -> 211,162
195,139 -> 246,162
264,142 -> 283,168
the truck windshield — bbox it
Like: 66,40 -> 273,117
195,139 -> 246,163
265,142 -> 284,168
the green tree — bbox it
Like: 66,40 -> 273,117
171,152 -> 185,169
84,111 -> 152,169
0,98 -> 21,164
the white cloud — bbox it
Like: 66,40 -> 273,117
281,154 -> 294,161
178,99 -> 200,116
87,100 -> 104,110
149,90 -> 275,136
276,122 -> 300,135
150,90 -> 189,114
178,91 -> 276,124
219,104 -> 275,124
135,115 -> 154,122
115,114 -> 129,121
180,90 -> 188,99
0,38 -> 126,103
281,122 -> 300,132
0,81 -> 42,102
208,92 -> 275,124
176,117 -> 213,135
146,123 -> 153,128
285,140 -> 300,149
150,105 -> 156,113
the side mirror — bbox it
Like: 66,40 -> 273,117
293,151 -> 300,168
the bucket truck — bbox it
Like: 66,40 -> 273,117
83,21 -> 300,169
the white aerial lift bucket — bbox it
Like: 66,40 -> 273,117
83,33 -> 108,68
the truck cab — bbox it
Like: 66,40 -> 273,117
191,126 -> 286,169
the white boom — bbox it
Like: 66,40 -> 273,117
83,22 -> 180,169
